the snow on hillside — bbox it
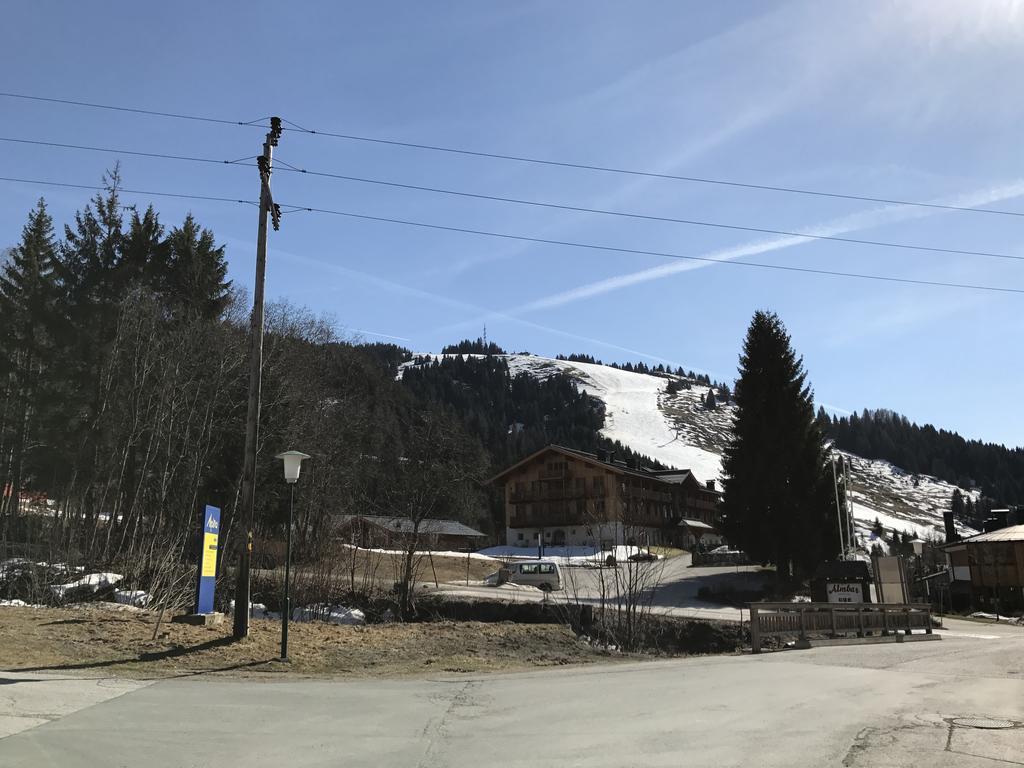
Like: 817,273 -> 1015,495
401,352 -> 976,543
843,453 -> 978,542
505,356 -> 725,482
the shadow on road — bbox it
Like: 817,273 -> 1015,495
646,568 -> 773,611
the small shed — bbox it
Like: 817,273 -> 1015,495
334,514 -> 487,551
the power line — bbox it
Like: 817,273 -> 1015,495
0,177 -> 253,205
278,164 -> 1024,265
5,135 -> 1024,265
284,205 -> 1024,296
0,136 -> 253,167
0,91 -> 269,128
2,174 -> 1022,296
3,90 -> 1023,219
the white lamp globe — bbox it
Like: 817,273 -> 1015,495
276,451 -> 310,484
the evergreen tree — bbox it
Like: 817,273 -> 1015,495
872,517 -> 884,538
163,214 -> 231,320
951,488 -> 965,522
117,205 -> 166,293
56,173 -> 126,520
0,200 -> 62,516
721,311 -> 838,582
704,388 -> 717,410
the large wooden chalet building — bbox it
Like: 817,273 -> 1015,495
489,444 -> 722,550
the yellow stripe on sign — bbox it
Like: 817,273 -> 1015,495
201,532 -> 218,577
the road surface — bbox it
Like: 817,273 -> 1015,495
2,618 -> 1021,767
429,552 -> 770,622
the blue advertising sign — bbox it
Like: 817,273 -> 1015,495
197,505 -> 220,614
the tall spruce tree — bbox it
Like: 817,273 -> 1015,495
721,311 -> 839,582
951,488 -> 966,522
163,214 -> 231,320
117,205 -> 166,294
0,200 -> 62,517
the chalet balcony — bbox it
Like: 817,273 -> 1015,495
509,512 -> 590,527
538,467 -> 569,480
510,487 -> 606,503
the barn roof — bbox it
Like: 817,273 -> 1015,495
335,514 -> 485,538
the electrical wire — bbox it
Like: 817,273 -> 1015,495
4,135 -> 1023,265
1,174 -> 1022,295
3,90 -> 1023,219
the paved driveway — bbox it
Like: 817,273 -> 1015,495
431,552 -> 771,621
2,619 -> 1021,767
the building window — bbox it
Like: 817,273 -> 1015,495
517,532 -> 524,541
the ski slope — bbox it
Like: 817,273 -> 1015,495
506,356 -> 725,482
402,352 -> 976,541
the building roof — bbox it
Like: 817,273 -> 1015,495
957,524 -> 1024,544
487,443 -> 716,490
679,518 -> 715,531
334,514 -> 485,538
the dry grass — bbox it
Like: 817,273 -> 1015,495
0,604 -> 620,680
257,550 -> 501,596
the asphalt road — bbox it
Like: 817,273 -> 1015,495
431,553 -> 771,622
2,618 -> 1022,767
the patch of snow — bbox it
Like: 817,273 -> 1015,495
0,598 -> 45,607
114,589 -> 150,607
478,544 -> 657,566
228,599 -> 365,625
292,604 -> 366,625
342,543 -> 499,561
229,600 -> 274,619
51,572 -> 122,600
507,356 -> 724,481
969,612 -> 1023,624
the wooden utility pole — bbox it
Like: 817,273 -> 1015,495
233,117 -> 283,639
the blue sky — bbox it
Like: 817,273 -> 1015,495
3,1 -> 1024,447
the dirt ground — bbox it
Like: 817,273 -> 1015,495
0,604 -> 621,680
254,550 -> 502,599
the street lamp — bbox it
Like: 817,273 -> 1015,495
275,450 -> 309,661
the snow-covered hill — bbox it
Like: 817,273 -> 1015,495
403,353 -> 977,545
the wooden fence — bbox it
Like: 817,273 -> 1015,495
749,602 -> 933,653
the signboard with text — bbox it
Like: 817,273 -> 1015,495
196,505 -> 220,614
826,581 -> 865,603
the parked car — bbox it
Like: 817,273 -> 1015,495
498,560 -> 563,591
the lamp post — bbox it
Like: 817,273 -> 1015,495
276,450 -> 309,661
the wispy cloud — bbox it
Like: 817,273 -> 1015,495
431,177 -> 1024,335
273,247 -> 688,366
344,328 -> 412,342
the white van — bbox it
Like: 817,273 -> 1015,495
499,560 -> 563,591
